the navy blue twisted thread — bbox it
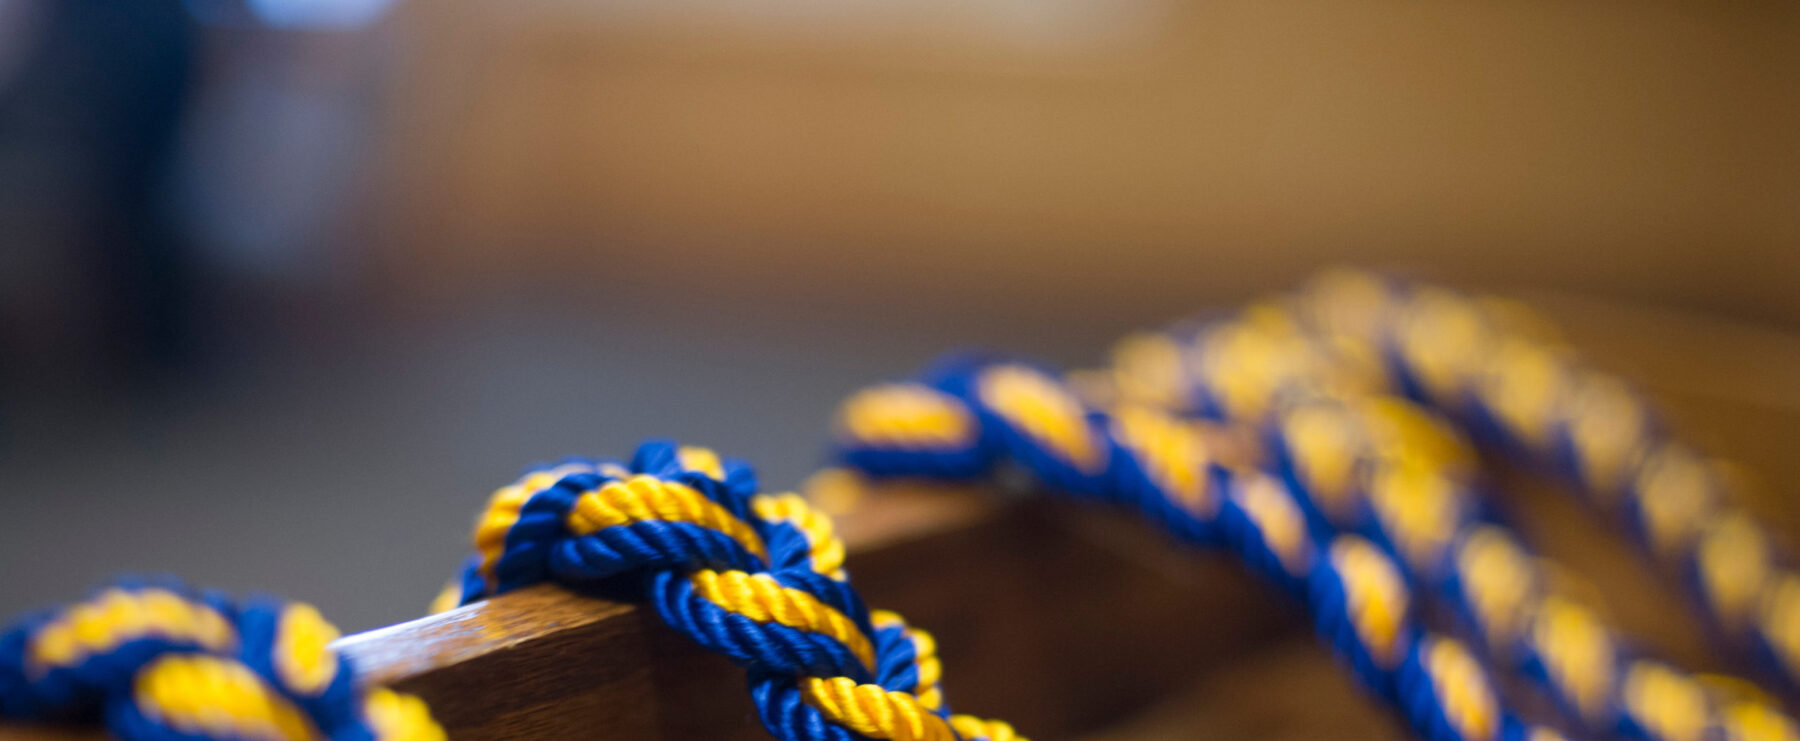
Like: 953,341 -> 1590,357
1113,283 -> 1800,741
834,356 -> 1565,741
444,440 -> 1014,741
0,577 -> 440,741
1230,270 -> 1800,709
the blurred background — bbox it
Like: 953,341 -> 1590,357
0,0 -> 1796,632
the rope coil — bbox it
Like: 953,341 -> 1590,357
0,581 -> 443,741
829,310 -> 1800,741
436,441 -> 1018,741
7,268 -> 1798,741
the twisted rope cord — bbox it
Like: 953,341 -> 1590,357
0,580 -> 444,741
6,268 -> 1792,741
433,441 -> 1019,741
833,357 -> 1571,741
1258,269 -> 1800,700
1182,270 -> 1800,701
1105,297 -> 1799,741
1370,277 -> 1800,703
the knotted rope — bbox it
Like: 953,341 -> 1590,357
434,441 -> 1018,741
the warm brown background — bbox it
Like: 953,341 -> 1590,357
371,0 -> 1800,327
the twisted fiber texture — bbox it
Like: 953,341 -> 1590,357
436,441 -> 1018,741
833,356 -> 1570,741
1103,281 -> 1800,741
1293,270 -> 1796,694
1313,271 -> 1800,701
0,580 -> 443,741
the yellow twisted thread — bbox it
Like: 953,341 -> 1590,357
1297,268 -> 1394,353
1621,661 -> 1709,741
1454,526 -> 1538,653
1194,319 -> 1309,422
754,493 -> 849,580
133,654 -> 321,741
1564,371 -> 1652,499
1276,400 -> 1361,524
1276,278 -> 1394,398
871,611 -> 943,711
362,688 -> 448,741
1696,510 -> 1773,631
1311,332 -> 1393,400
1757,572 -> 1800,682
1421,636 -> 1498,741
837,384 -> 980,450
1330,536 -> 1409,668
1110,404 -> 1215,517
1278,273 -> 1800,739
1284,278 -> 1800,735
427,580 -> 462,615
687,569 -> 876,671
1392,287 -> 1492,407
1233,473 -> 1314,578
949,715 -> 1024,741
564,474 -> 769,563
1632,444 -> 1718,560
1366,461 -> 1462,574
466,454 -> 1009,741
1353,396 -> 1475,478
474,462 -> 600,583
1530,596 -> 1617,724
28,587 -> 237,677
1722,701 -> 1800,741
677,446 -> 729,481
802,467 -> 873,517
1474,338 -> 1569,450
1108,332 -> 1190,411
798,676 -> 954,741
272,604 -> 340,697
976,365 -> 1106,474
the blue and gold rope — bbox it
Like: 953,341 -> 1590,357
1094,275 -> 1800,737
1093,270 -> 1800,738
435,441 -> 1019,741
1284,270 -> 1800,704
7,267 -> 1796,741
832,361 -> 1572,741
0,580 -> 443,741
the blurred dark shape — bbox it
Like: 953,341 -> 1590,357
187,0 -> 399,29
0,0 -> 201,401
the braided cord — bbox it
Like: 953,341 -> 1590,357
1099,271 -> 1800,740
1265,270 -> 1800,691
833,359 -> 1568,741
0,580 -> 444,741
1290,271 -> 1800,696
7,268 -> 1792,741
438,442 -> 1019,741
1361,275 -> 1800,702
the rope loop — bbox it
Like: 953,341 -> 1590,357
441,439 -> 1016,741
0,580 -> 442,741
